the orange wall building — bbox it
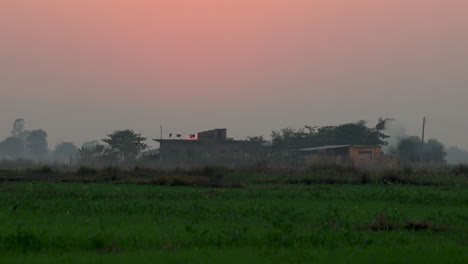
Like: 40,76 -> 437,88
296,145 -> 397,168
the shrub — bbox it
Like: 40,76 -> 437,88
34,166 -> 53,175
76,166 -> 98,176
381,169 -> 407,184
0,159 -> 35,169
1,231 -> 43,252
150,176 -> 169,185
452,164 -> 468,175
169,176 -> 191,186
101,167 -> 123,181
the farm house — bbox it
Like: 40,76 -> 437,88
154,129 -> 262,168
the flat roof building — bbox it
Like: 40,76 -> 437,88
154,129 -> 261,168
294,145 -> 397,168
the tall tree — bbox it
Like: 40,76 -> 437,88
11,119 -> 25,137
11,118 -> 29,141
102,130 -> 148,163
26,129 -> 49,160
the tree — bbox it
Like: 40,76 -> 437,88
375,117 -> 395,131
0,137 -> 24,158
79,142 -> 106,165
315,120 -> 389,146
397,136 -> 421,162
446,146 -> 468,164
396,137 -> 446,163
102,130 -> 148,163
82,140 -> 100,149
53,142 -> 79,163
247,135 -> 268,145
424,139 -> 446,163
26,129 -> 49,160
11,118 -> 29,141
269,121 -> 389,152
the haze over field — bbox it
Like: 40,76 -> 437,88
1,0 -> 467,148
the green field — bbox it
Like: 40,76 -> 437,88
0,182 -> 466,263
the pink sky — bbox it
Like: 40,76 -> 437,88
1,0 -> 467,149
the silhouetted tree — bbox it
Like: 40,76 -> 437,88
26,129 -> 49,160
102,130 -> 148,163
0,137 -> 24,158
375,117 -> 395,131
79,142 -> 105,165
53,142 -> 79,164
270,121 -> 389,152
397,136 -> 421,162
424,139 -> 446,163
247,135 -> 268,145
11,118 -> 29,141
316,121 -> 389,146
396,136 -> 446,163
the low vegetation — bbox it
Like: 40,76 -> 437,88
1,164 -> 467,188
0,181 -> 466,263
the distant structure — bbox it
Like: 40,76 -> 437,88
293,145 -> 397,168
154,128 -> 261,168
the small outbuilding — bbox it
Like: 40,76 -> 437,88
295,145 -> 397,168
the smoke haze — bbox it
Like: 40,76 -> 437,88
382,120 -> 407,153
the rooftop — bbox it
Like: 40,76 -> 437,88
295,145 -> 380,152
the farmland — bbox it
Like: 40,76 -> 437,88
0,172 -> 467,263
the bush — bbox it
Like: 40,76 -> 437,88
34,166 -> 53,175
452,164 -> 468,175
0,159 -> 35,169
381,169 -> 407,184
76,166 -> 98,176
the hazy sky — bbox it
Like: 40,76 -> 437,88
1,0 -> 467,149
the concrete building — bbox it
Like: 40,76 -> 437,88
154,129 -> 261,168
294,145 -> 397,168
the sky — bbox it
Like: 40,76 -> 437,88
1,0 -> 467,149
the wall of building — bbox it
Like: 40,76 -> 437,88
349,146 -> 383,167
197,129 -> 227,141
159,140 -> 260,168
301,146 -> 395,168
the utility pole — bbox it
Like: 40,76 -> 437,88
420,117 -> 426,164
160,125 -> 163,163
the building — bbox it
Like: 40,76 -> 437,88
294,145 -> 397,168
154,129 -> 261,168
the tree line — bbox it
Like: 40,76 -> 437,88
0,119 -> 148,165
253,118 -> 448,164
0,118 -> 459,166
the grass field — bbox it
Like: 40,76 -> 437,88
0,180 -> 466,263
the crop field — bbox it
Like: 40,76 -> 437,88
0,177 -> 467,263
